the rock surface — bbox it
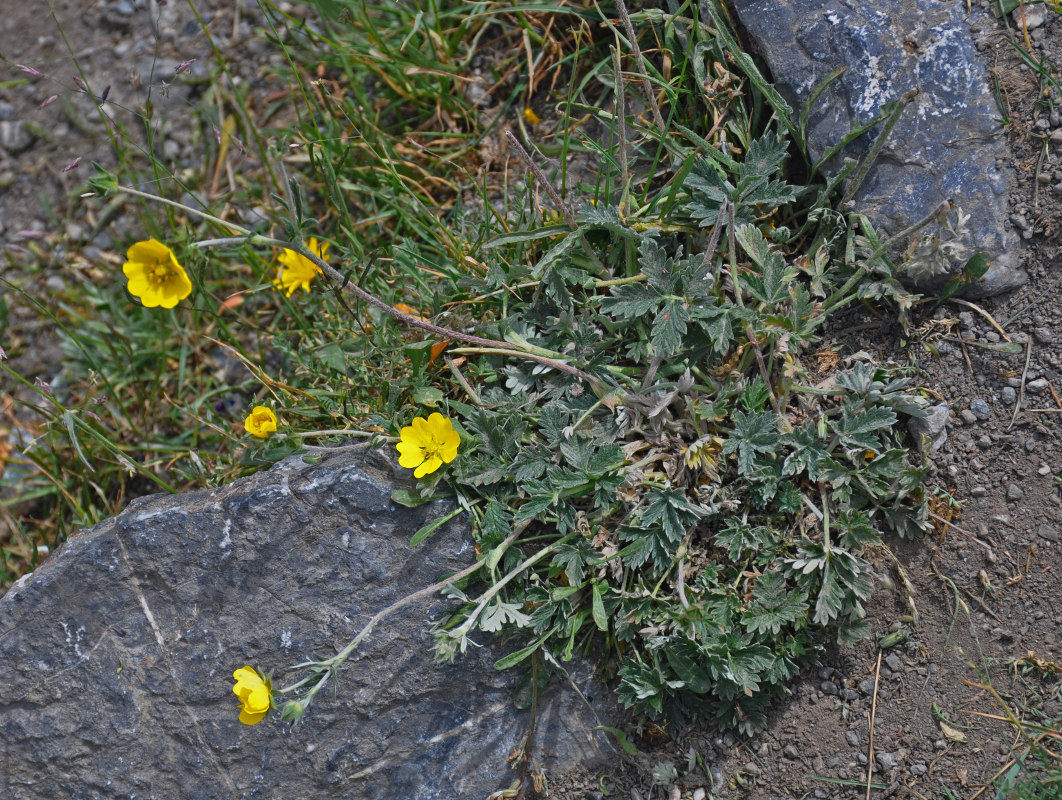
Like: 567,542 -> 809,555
0,451 -> 613,799
729,0 -> 1026,295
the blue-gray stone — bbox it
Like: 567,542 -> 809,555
728,0 -> 1026,296
0,452 -> 614,799
971,398 -> 991,420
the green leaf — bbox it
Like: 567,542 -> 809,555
601,282 -> 658,320
782,424 -> 830,479
723,409 -> 780,475
409,505 -> 464,547
641,487 -> 706,543
742,573 -> 809,635
651,298 -> 691,357
315,342 -> 347,374
552,537 -> 599,585
739,134 -> 789,185
494,631 -> 553,670
391,489 -> 431,508
716,519 -> 776,562
480,599 -> 533,632
831,402 -> 897,450
592,581 -> 608,631
411,386 -> 444,407
594,726 -> 640,756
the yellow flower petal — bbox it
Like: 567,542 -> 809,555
122,239 -> 192,309
274,238 -> 328,297
232,666 -> 271,725
395,413 -> 460,479
244,406 -> 278,438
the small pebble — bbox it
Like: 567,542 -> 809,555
970,399 -> 991,420
1001,386 -> 1016,404
846,730 -> 861,747
1007,484 -> 1024,501
910,763 -> 928,776
693,789 -> 706,800
885,653 -> 903,672
821,681 -> 839,696
876,751 -> 896,771
858,678 -> 876,695
1027,378 -> 1048,393
1033,327 -> 1053,344
960,409 -> 978,425
971,486 -> 987,497
784,744 -> 800,759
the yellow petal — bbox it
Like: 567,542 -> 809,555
396,440 -> 425,468
126,238 -> 174,264
239,708 -> 268,725
414,454 -> 442,479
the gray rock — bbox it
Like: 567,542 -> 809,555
821,680 -> 839,695
1027,378 -> 1049,393
0,453 -> 613,799
728,0 -> 1025,296
858,678 -> 876,695
970,399 -> 991,420
875,750 -> 897,771
0,120 -> 36,154
910,763 -> 928,776
846,730 -> 861,747
1001,386 -> 1017,405
783,744 -> 801,759
1037,525 -> 1059,543
908,403 -> 949,451
1013,5 -> 1048,29
1007,484 -> 1025,501
884,653 -> 903,672
960,409 -> 978,425
1032,327 -> 1054,345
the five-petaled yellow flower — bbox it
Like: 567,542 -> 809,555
396,412 -> 460,479
122,239 -> 193,309
274,237 -> 329,297
232,666 -> 272,725
244,406 -> 278,438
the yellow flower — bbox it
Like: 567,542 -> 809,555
523,107 -> 541,125
122,239 -> 192,309
244,406 -> 278,438
396,412 -> 460,479
274,237 -> 329,297
232,666 -> 272,725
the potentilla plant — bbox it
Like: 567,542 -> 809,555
72,0 -> 946,742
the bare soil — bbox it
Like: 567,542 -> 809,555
2,4 -> 1060,800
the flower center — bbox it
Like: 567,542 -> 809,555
419,438 -> 442,462
151,260 -> 174,286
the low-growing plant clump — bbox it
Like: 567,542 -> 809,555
3,0 -> 992,746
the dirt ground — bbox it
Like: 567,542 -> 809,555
2,3 -> 1060,800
